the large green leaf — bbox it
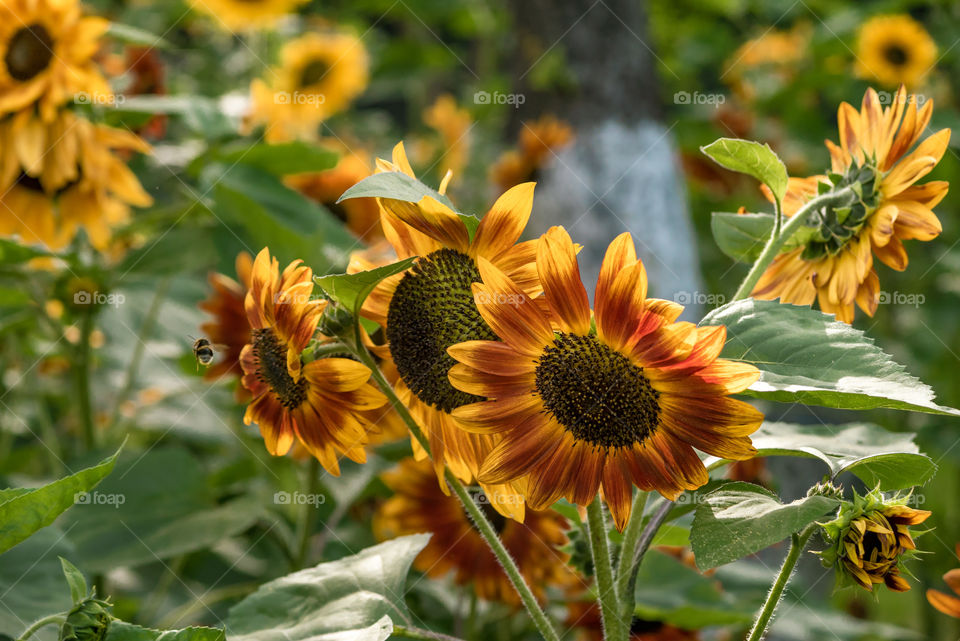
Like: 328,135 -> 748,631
338,171 -> 457,211
702,299 -> 960,416
226,534 -> 430,641
0,446 -> 121,555
218,142 -> 339,177
740,422 -> 937,489
61,448 -> 265,572
690,482 -> 839,570
711,213 -> 817,264
315,258 -> 417,316
106,622 -> 225,641
701,138 -> 788,202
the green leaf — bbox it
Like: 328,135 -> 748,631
109,96 -> 235,138
61,447 -> 265,572
632,550 -> 755,628
315,257 -> 417,315
711,212 -> 773,263
60,557 -> 87,603
0,446 -> 121,555
219,142 -> 339,176
702,299 -> 960,416
106,23 -> 170,48
226,534 -> 431,641
116,226 -> 216,275
690,482 -> 840,570
742,421 -> 936,489
338,171 -> 458,211
105,622 -> 225,641
0,238 -> 52,265
701,138 -> 788,202
0,529 -> 75,641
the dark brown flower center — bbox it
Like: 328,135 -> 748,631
883,43 -> 908,67
252,327 -> 308,409
386,248 -> 497,413
299,59 -> 329,88
535,333 -> 660,449
5,24 -> 54,82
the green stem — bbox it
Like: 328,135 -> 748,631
75,307 -> 97,451
349,331 -> 560,641
586,497 -> 626,641
390,625 -> 467,641
746,524 -> 817,641
16,613 -> 66,641
294,456 -> 321,568
615,491 -> 648,601
731,186 -> 855,302
622,499 -> 673,612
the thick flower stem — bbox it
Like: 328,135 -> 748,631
294,456 -> 321,568
75,307 -> 97,451
746,524 -> 817,641
731,186 -> 856,302
350,334 -> 562,641
16,613 -> 66,641
586,498 -> 627,641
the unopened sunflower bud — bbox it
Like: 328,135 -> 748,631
807,479 -> 843,500
317,301 -> 354,338
59,595 -> 112,641
817,488 -> 930,593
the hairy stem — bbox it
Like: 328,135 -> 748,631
615,491 -> 648,599
746,524 -> 817,641
619,498 -> 673,621
586,498 -> 627,641
16,613 -> 66,641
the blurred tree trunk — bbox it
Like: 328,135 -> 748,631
505,0 -> 703,315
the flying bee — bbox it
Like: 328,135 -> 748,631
190,336 -> 224,371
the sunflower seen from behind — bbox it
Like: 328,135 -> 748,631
448,226 -> 764,530
352,142 -> 541,520
856,15 -> 936,89
752,87 -> 950,323
240,247 -> 387,474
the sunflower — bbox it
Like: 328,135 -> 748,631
752,87 -> 950,323
353,142 -> 541,519
285,144 -> 382,242
240,247 -> 388,474
448,226 -> 763,530
190,0 -> 307,31
927,544 -> 960,618
374,457 -> 575,605
248,32 -> 369,142
422,94 -> 472,180
723,24 -> 811,101
0,108 -> 152,250
199,252 -> 254,400
0,0 -> 111,121
492,115 -> 574,192
856,15 -> 936,89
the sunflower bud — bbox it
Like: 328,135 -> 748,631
59,595 -> 112,641
817,488 -> 930,593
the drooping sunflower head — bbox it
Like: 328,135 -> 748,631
0,0 -> 111,121
752,87 -> 950,323
856,15 -> 936,89
199,252 -> 254,395
240,247 -> 387,473
374,457 -> 576,606
248,32 -> 368,142
819,488 -> 931,593
190,0 -> 308,31
448,226 -> 763,530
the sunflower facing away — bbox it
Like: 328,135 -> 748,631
190,0 -> 308,32
0,0 -> 111,121
248,32 -> 369,142
374,457 -> 575,606
752,87 -> 950,323
352,142 -> 542,519
448,226 -> 764,530
0,108 -> 153,250
856,15 -> 936,89
240,247 -> 388,474
199,252 -> 254,398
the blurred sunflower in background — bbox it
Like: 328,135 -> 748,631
0,0 -> 111,120
374,457 -> 575,605
353,142 -> 540,519
248,31 -> 369,142
752,87 -> 950,322
450,227 -> 763,530
240,248 -> 387,473
723,24 -> 811,101
421,94 -> 472,180
492,114 -> 574,192
856,15 -> 936,89
190,0 -> 308,32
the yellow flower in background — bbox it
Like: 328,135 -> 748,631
492,114 -> 574,192
856,15 -> 936,89
724,24 -> 811,101
240,248 -> 388,474
0,108 -> 153,250
927,544 -> 960,618
753,87 -> 950,323
422,94 -> 472,180
450,227 -> 763,531
374,457 -> 576,606
0,0 -> 111,120
190,0 -> 308,32
248,31 -> 369,142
